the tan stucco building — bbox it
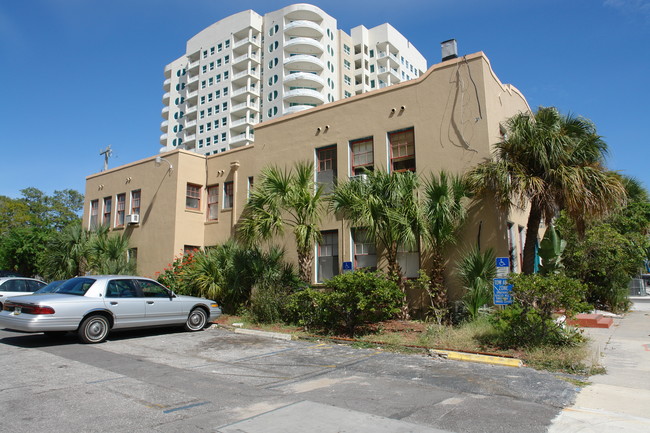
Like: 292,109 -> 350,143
84,52 -> 532,301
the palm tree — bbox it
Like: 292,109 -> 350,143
330,169 -> 421,318
38,222 -> 92,280
88,228 -> 135,275
457,246 -> 496,320
421,171 -> 472,308
466,106 -> 626,274
237,162 -> 325,283
183,241 -> 301,315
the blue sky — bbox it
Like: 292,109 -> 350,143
1,0 -> 649,199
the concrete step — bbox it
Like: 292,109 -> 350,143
567,313 -> 613,328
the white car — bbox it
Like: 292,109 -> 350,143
0,277 -> 47,309
0,275 -> 222,343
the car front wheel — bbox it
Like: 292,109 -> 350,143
78,315 -> 110,344
185,308 -> 207,331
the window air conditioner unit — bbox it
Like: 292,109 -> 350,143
126,214 -> 140,225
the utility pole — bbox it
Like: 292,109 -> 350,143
100,145 -> 113,171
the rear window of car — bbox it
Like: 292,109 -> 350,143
55,278 -> 96,296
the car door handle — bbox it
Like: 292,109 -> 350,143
110,301 -> 118,305
147,301 -> 154,304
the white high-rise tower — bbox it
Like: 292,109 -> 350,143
160,4 -> 426,156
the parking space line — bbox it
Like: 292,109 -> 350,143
163,401 -> 210,414
86,376 -> 125,384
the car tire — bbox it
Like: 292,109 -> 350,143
185,308 -> 207,332
78,315 -> 110,344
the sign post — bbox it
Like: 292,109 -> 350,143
494,257 -> 512,306
493,278 -> 513,305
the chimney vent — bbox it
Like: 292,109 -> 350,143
441,39 -> 458,62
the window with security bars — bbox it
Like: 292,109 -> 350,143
223,182 -> 233,209
186,184 -> 201,210
350,137 -> 374,175
116,193 -> 126,227
317,230 -> 339,283
317,146 -> 337,193
389,128 -> 415,172
90,200 -> 98,229
103,197 -> 112,226
397,242 -> 420,278
353,228 -> 376,270
207,185 -> 219,220
130,190 -> 141,216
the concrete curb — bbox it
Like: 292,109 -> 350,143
430,349 -> 523,368
233,327 -> 293,341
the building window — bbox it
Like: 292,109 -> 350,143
317,230 -> 339,283
316,146 -> 337,193
344,59 -> 351,70
370,64 -> 375,73
127,248 -> 137,268
344,44 -> 350,55
217,43 -> 222,52
223,182 -> 233,209
224,70 -> 229,80
115,193 -> 126,227
344,75 -> 351,85
247,176 -> 254,200
353,228 -> 376,270
131,190 -> 141,216
389,128 -> 415,172
222,102 -> 228,111
397,242 -> 419,278
207,185 -> 219,220
350,137 -> 374,175
102,196 -> 112,226
90,199 -> 98,229
224,39 -> 230,48
224,55 -> 229,64
186,183 -> 201,210
370,80 -> 375,88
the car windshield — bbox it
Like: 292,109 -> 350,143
54,278 -> 96,296
34,280 -> 66,294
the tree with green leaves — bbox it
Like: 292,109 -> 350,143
237,162 -> 325,283
38,222 -> 92,280
559,175 -> 650,312
330,169 -> 421,318
0,188 -> 84,276
421,171 -> 472,309
457,246 -> 496,321
466,106 -> 626,274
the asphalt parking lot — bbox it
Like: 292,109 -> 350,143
0,326 -> 577,432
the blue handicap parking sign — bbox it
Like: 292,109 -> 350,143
342,261 -> 353,271
496,257 -> 510,268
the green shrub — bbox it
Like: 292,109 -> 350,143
457,247 -> 496,321
490,273 -> 588,348
285,270 -> 403,336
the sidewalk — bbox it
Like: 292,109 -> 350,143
548,297 -> 650,432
